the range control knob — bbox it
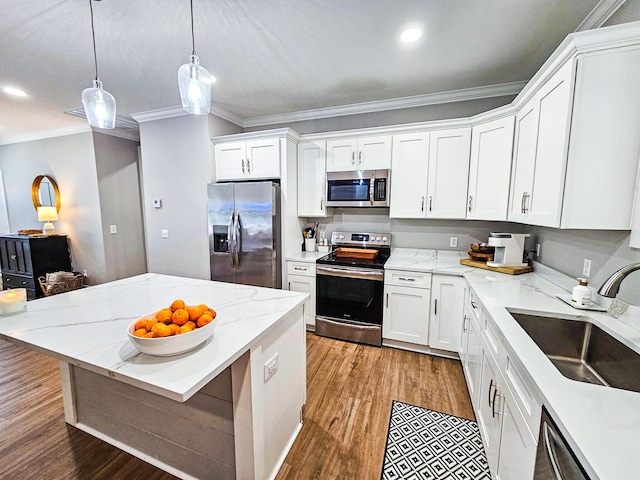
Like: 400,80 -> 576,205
382,236 -> 388,242
339,234 -> 345,240
375,236 -> 381,241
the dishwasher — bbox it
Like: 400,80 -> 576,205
534,407 -> 591,480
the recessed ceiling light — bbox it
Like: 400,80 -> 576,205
401,28 -> 423,43
3,86 -> 28,97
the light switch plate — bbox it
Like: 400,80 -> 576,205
161,229 -> 169,239
450,237 -> 458,248
109,225 -> 117,234
264,353 -> 278,382
152,199 -> 162,209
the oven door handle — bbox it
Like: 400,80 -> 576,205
316,265 -> 384,282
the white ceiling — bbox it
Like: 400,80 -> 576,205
0,0 -> 621,142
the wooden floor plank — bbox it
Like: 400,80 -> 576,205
0,332 -> 472,479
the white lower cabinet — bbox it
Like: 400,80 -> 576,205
286,261 -> 316,328
383,271 -> 431,346
466,286 -> 540,480
429,275 -> 463,351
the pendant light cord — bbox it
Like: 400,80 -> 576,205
89,0 -> 99,80
190,0 -> 196,56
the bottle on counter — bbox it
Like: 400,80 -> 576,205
571,278 -> 592,307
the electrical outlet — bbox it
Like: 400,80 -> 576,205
449,237 -> 458,248
82,270 -> 88,278
109,224 -> 117,234
536,243 -> 541,257
264,353 -> 278,382
583,258 -> 592,277
161,229 -> 169,239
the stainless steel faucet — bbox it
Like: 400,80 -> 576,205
598,263 -> 640,298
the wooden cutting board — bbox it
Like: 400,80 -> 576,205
460,258 -> 533,275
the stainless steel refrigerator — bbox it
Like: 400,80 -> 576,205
208,181 -> 282,289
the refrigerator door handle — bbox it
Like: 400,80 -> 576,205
234,211 -> 240,268
228,212 -> 235,268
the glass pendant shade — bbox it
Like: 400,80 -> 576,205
82,79 -> 116,129
178,54 -> 213,115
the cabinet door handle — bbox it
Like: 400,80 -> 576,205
492,390 -> 502,418
242,159 -> 245,174
523,192 -> 529,213
386,293 -> 389,308
468,195 -> 473,212
352,152 -> 355,164
429,196 -> 432,212
320,197 -> 323,210
463,315 -> 468,333
470,300 -> 477,309
358,151 -> 362,164
247,159 -> 251,174
288,281 -> 291,289
434,299 -> 438,315
421,196 -> 424,212
488,378 -> 495,407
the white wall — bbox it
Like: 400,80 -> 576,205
138,114 -> 242,279
0,132 -> 108,283
93,132 -> 147,281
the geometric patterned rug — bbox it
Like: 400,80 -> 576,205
381,400 -> 492,480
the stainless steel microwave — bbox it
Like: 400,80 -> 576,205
325,169 -> 390,207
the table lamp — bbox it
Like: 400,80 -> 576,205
37,206 -> 58,235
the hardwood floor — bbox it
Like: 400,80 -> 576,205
275,333 -> 474,480
0,333 -> 473,480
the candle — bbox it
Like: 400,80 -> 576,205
0,288 -> 27,315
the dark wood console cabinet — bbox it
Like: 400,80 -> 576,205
0,234 -> 71,299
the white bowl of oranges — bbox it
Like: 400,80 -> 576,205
127,299 -> 217,356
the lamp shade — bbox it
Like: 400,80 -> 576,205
82,79 -> 116,129
37,206 -> 58,222
178,54 -> 213,115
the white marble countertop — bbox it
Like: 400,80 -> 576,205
462,270 -> 640,480
388,248 -> 640,479
0,273 -> 308,402
286,251 -> 328,262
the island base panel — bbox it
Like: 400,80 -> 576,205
68,363 -> 236,480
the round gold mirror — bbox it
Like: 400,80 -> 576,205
32,175 -> 61,212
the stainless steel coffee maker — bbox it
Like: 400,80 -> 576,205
486,233 -> 530,267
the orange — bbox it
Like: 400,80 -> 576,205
145,318 -> 159,332
170,299 -> 185,312
176,325 -> 194,335
187,305 -> 206,321
143,332 -> 154,338
197,314 -> 213,328
152,323 -> 172,338
133,328 -> 148,337
168,323 -> 180,335
155,308 -> 173,324
172,308 -> 189,325
185,320 -> 196,330
134,319 -> 147,331
208,308 -> 217,319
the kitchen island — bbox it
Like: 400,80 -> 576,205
0,273 -> 309,480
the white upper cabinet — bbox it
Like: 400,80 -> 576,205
509,41 -> 640,229
297,141 -> 328,217
326,135 -> 391,172
508,61 -> 573,226
426,127 -> 472,219
214,137 -> 280,181
389,132 -> 429,218
467,116 -> 515,221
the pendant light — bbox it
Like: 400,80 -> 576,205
178,0 -> 213,115
81,0 -> 116,129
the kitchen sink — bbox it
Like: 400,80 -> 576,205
507,310 -> 640,393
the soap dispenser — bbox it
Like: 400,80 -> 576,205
571,278 -> 591,307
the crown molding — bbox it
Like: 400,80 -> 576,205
92,127 -> 140,142
242,82 -> 526,128
130,106 -> 187,123
0,125 -> 91,146
575,0 -> 627,31
212,127 -> 300,144
209,105 -> 245,127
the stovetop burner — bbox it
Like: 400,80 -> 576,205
316,231 -> 391,269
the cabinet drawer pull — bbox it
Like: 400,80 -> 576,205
398,277 -> 415,282
294,267 -> 306,271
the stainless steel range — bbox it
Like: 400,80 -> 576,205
315,231 -> 391,347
